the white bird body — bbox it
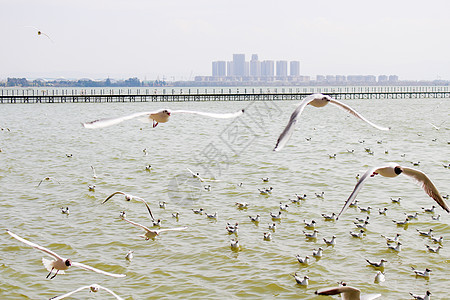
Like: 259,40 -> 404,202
312,247 -> 323,257
366,259 -> 387,269
387,242 -> 402,252
120,216 -> 187,240
315,285 -> 382,300
230,239 -> 240,250
374,271 -> 385,283
350,230 -> 365,239
6,230 -> 125,279
410,290 -> 431,300
303,230 -> 319,239
82,109 -> 244,129
337,163 -> 449,220
50,284 -> 124,300
323,235 -> 337,246
125,250 -> 134,261
381,233 -> 400,243
273,93 -> 389,151
296,255 -> 310,264
292,274 -> 309,285
411,267 -> 432,277
249,214 -> 260,223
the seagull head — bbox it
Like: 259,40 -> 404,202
65,259 -> 72,267
394,166 -> 403,175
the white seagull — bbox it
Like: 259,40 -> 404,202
410,291 -> 431,300
50,284 -> 123,300
102,191 -> 154,220
25,26 -> 54,42
336,163 -> 449,220
273,93 -> 389,151
6,229 -> 125,279
120,216 -> 187,240
37,176 -> 60,187
82,109 -> 244,129
292,273 -> 309,286
411,267 -> 432,277
315,284 -> 381,300
366,259 -> 387,269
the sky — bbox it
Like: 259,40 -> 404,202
1,0 -> 450,81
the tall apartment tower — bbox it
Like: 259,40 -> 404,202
250,54 -> 261,77
261,60 -> 274,78
276,60 -> 288,79
212,61 -> 226,77
232,54 -> 246,77
290,61 -> 300,76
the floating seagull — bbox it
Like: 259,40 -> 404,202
145,164 -> 152,171
120,215 -> 187,240
303,230 -> 319,239
159,201 -> 167,209
411,267 -> 431,277
6,230 -> 125,279
323,235 -> 336,246
125,250 -> 134,261
422,205 -> 436,213
430,236 -> 443,244
425,244 -> 442,253
268,223 -> 276,231
102,191 -> 154,220
206,212 -> 218,220
279,202 -> 289,211
235,202 -> 249,209
263,232 -> 272,241
378,207 -> 388,215
316,192 -> 325,199
405,212 -> 419,219
312,247 -> 323,258
186,168 -> 205,182
304,219 -> 316,229
391,197 -> 402,203
356,216 -> 370,224
358,206 -> 372,213
374,271 -> 385,283
90,166 -> 97,179
262,177 -> 269,182
322,212 -> 336,221
192,208 -> 204,214
273,93 -> 389,151
295,193 -> 307,200
226,223 -> 239,234
37,176 -> 60,187
431,214 -> 441,221
337,163 -> 449,220
350,230 -> 365,238
292,273 -> 309,286
381,233 -> 400,243
88,185 -> 95,192
354,221 -> 369,229
410,291 -> 431,300
417,229 -> 433,237
270,211 -> 282,221
296,255 -> 310,265
50,284 -> 124,300
230,239 -> 240,251
60,207 -> 69,215
366,259 -> 387,269
249,214 -> 260,223
387,242 -> 402,252
151,219 -> 161,227
82,109 -> 244,129
392,218 -> 410,226
315,284 -> 381,299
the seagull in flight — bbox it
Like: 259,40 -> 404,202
50,284 -> 124,300
6,229 -> 125,279
101,191 -> 154,220
37,176 -> 60,187
25,26 -> 54,42
336,163 -> 449,220
82,109 -> 244,129
315,284 -> 381,300
273,93 -> 389,151
120,215 -> 187,240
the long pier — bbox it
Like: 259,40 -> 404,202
1,86 -> 449,104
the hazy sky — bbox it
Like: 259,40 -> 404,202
1,0 -> 450,81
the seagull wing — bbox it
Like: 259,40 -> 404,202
315,286 -> 361,298
6,229 -> 64,260
337,167 -> 378,220
71,261 -> 126,278
133,197 -> 155,221
122,217 -> 152,233
96,285 -> 124,300
186,168 -> 205,182
102,191 -> 125,204
82,111 -> 159,128
170,109 -> 244,119
49,286 -> 91,300
361,294 -> 382,300
156,226 -> 188,234
273,94 -> 317,151
329,98 -> 390,131
402,167 -> 449,213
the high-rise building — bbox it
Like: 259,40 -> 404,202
261,60 -> 274,78
212,61 -> 226,77
250,54 -> 261,77
233,54 -> 246,76
276,60 -> 288,79
290,61 -> 300,76
227,61 -> 234,77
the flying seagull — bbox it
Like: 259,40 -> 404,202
50,284 -> 123,300
315,285 -> 381,300
337,163 -> 449,220
25,26 -> 53,42
6,229 -> 125,279
101,191 -> 154,220
82,109 -> 244,129
274,93 -> 389,151
120,215 -> 187,240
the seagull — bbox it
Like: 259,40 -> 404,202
358,206 -> 372,213
82,109 -> 245,129
303,219 -> 316,229
430,236 -> 443,244
425,244 -> 442,253
422,205 -> 436,213
355,216 -> 369,223
6,229 -> 125,279
192,208 -> 204,214
263,232 -> 272,241
187,168 -> 205,182
366,259 -> 387,269
336,163 -> 449,220
270,211 -> 282,220
60,207 -> 69,215
411,267 -> 431,277
315,285 -> 381,300
381,233 -> 400,243
273,93 -> 389,151
417,229 -> 433,237
279,202 -> 289,211
120,215 -> 187,240
268,223 -> 276,231
431,214 -> 441,221
37,176 -> 60,187
391,197 -> 402,203
151,219 -> 161,227
145,164 -> 152,171
312,247 -> 323,258
102,191 -> 154,220
410,291 -> 432,300
374,271 -> 385,283
354,221 -> 369,229
303,230 -> 319,239
249,214 -> 260,223
90,166 -> 97,179
125,250 -> 134,261
50,284 -> 124,300
230,239 -> 240,251
296,255 -> 310,265
405,212 -> 419,219
235,202 -> 249,209
349,200 -> 359,207
378,207 -> 388,215
316,192 -> 325,199
206,212 -> 218,220
350,230 -> 365,238
226,223 -> 239,234
387,242 -> 402,252
392,218 -> 410,226
292,273 -> 309,286
262,177 -> 269,182
25,26 -> 54,42
295,193 -> 307,200
322,212 -> 336,221
159,201 -> 167,209
323,235 -> 336,246
88,185 -> 95,192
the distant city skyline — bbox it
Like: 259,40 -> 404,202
1,1 -> 450,81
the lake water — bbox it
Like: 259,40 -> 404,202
0,96 -> 448,299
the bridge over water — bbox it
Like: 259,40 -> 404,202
1,86 -> 449,104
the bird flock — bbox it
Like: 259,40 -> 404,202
1,93 -> 448,299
